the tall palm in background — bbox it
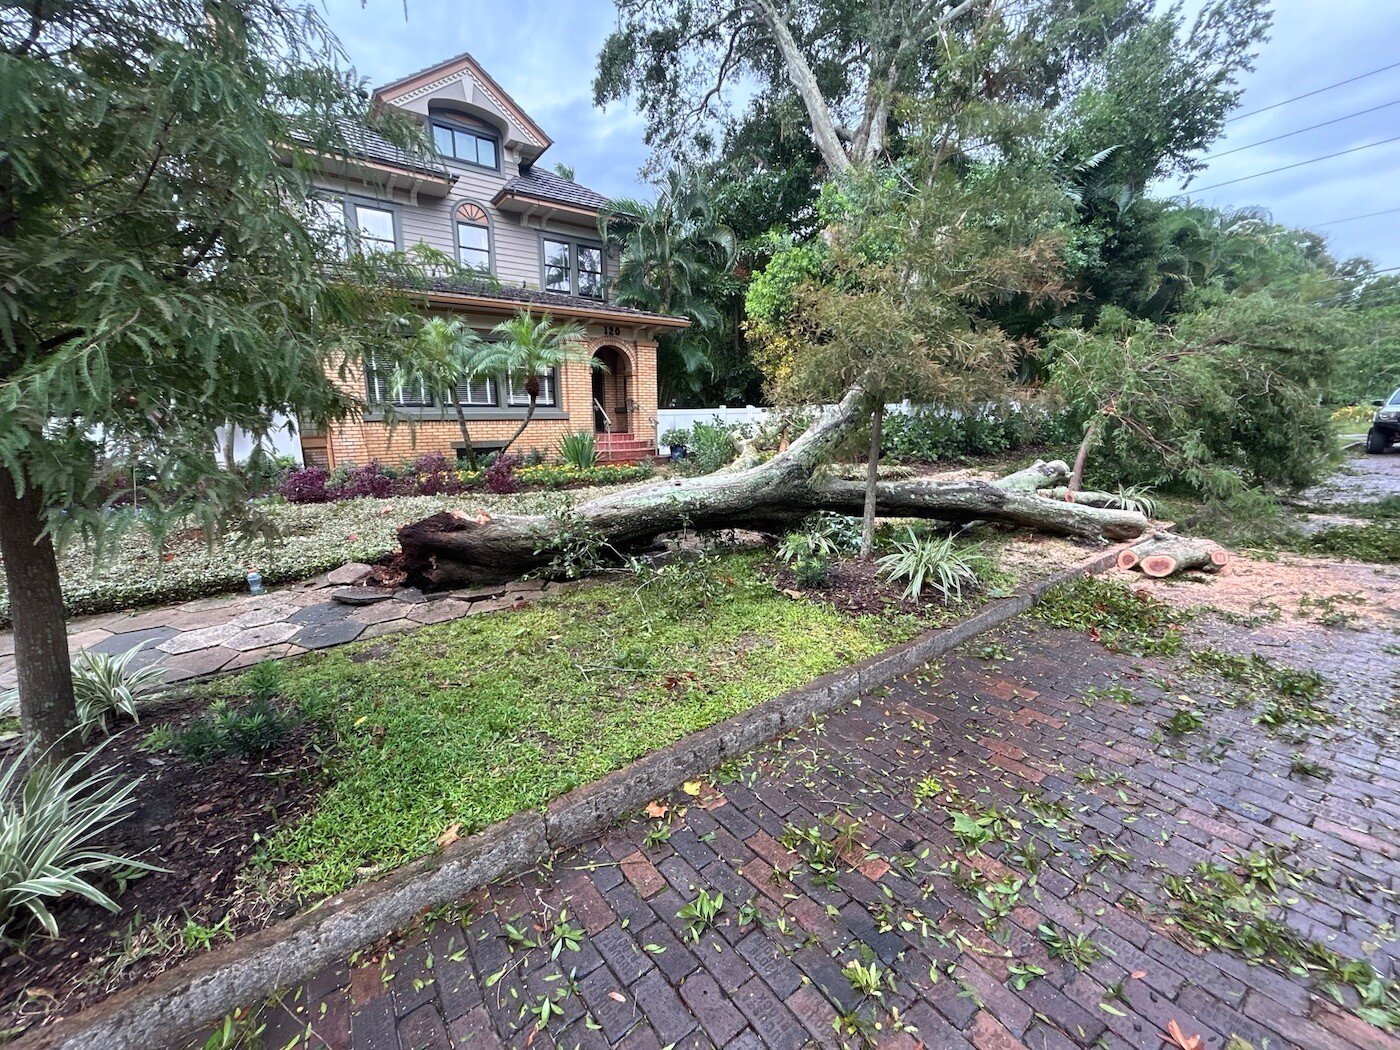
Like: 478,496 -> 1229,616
600,169 -> 738,405
489,312 -> 599,453
399,317 -> 495,468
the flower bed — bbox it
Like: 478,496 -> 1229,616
276,452 -> 655,504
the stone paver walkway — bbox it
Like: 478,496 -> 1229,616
258,605 -> 1400,1049
0,568 -> 558,692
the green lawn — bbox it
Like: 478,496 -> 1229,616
241,553 -> 927,896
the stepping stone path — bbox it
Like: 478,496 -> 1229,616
0,566 -> 559,691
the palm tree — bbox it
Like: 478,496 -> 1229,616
599,169 -> 738,402
489,311 -> 600,453
399,317 -> 495,468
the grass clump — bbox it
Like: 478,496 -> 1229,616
1301,522 -> 1400,564
1032,576 -> 1183,655
267,553 -> 919,895
877,529 -> 991,602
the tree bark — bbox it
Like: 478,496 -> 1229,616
500,397 -> 537,455
859,402 -> 883,558
1068,418 -> 1097,494
452,399 -> 478,469
1137,538 -> 1229,578
394,387 -> 1150,588
0,466 -> 79,759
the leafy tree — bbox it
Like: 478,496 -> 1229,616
1048,293 -> 1346,496
600,170 -> 739,405
0,0 -> 437,755
488,313 -> 598,452
748,111 -> 1072,556
400,318 -> 496,469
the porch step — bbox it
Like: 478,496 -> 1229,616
598,450 -> 665,466
594,434 -> 652,449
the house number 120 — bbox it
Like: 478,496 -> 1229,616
602,325 -> 622,337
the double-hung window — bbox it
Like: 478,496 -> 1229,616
431,118 -> 499,171
346,200 -> 397,255
366,355 -> 433,407
541,236 -> 605,299
453,375 -> 497,407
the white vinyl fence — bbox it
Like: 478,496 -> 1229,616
656,402 -> 917,452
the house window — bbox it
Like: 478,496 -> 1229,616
366,355 -> 433,407
347,201 -> 397,255
540,236 -> 605,299
453,375 -> 497,407
455,202 -> 491,273
308,196 -> 348,256
506,369 -> 557,407
431,118 -> 499,171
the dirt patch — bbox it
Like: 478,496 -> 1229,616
1110,552 -> 1400,627
770,557 -> 942,618
0,693 -> 322,1036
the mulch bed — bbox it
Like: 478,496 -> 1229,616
0,692 -> 323,1037
770,557 -> 932,617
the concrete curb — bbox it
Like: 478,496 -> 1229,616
22,545 -> 1125,1050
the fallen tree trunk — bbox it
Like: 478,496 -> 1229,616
396,387 -> 1151,588
1138,538 -> 1230,578
1116,532 -> 1171,571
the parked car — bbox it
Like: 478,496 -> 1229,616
1367,388 -> 1400,453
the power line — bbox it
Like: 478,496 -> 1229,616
1190,134 -> 1400,192
1228,60 -> 1400,123
1313,206 -> 1400,228
1207,99 -> 1400,160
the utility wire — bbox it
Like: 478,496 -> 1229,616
1207,99 -> 1400,159
1313,206 -> 1400,227
1228,60 -> 1400,122
1191,134 -> 1400,192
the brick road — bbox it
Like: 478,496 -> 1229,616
258,605 -> 1399,1050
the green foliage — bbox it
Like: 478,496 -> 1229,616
265,553 -> 920,894
0,741 -> 155,939
793,556 -> 830,589
166,697 -> 293,763
242,660 -> 285,704
674,420 -> 740,475
558,431 -> 599,470
1049,294 -> 1346,495
676,888 -> 725,943
1159,850 -> 1399,1029
486,312 -> 598,453
876,531 -> 989,603
1037,923 -> 1102,971
1162,708 -> 1205,735
70,646 -> 166,739
1033,576 -> 1183,655
1302,522 -> 1400,564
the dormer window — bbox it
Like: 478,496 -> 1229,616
430,114 -> 499,171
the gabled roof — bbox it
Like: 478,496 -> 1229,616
415,275 -> 689,329
373,51 -> 551,152
494,167 -> 611,214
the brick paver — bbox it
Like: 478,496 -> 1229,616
258,601 -> 1400,1049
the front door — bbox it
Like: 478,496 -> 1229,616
592,367 -> 607,432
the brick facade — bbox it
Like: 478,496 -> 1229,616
314,308 -> 661,469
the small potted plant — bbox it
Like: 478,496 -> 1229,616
661,427 -> 692,461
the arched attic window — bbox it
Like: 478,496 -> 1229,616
456,202 -> 491,273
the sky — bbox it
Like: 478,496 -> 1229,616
320,0 -> 1400,268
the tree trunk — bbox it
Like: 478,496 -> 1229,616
1068,418 -> 1097,495
1137,538 -> 1230,578
394,386 -> 1150,589
0,467 -> 78,759
859,402 -> 884,559
500,396 -> 537,455
453,399 -> 478,469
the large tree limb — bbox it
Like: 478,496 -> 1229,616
395,387 -> 1149,588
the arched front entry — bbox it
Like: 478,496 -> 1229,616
591,345 -> 630,434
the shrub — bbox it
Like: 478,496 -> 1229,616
877,530 -> 988,602
168,696 -> 293,763
241,660 -> 285,704
559,431 -> 599,469
794,555 -> 830,588
660,427 -> 692,449
677,420 -> 740,475
484,454 -> 521,494
406,452 -> 465,497
332,461 -> 396,500
72,645 -> 165,739
278,467 -> 331,504
0,741 -> 155,938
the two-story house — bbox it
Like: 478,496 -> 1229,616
296,51 -> 687,469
